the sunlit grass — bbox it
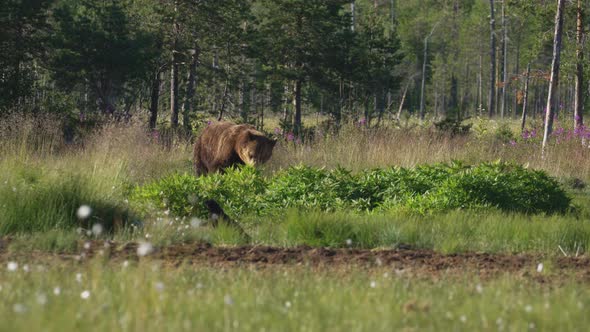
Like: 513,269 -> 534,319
1,112 -> 590,256
3,112 -> 590,331
0,260 -> 588,331
269,118 -> 590,182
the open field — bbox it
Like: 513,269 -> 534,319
2,115 -> 590,331
6,0 -> 590,330
0,256 -> 589,332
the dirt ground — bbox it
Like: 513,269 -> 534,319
2,239 -> 589,282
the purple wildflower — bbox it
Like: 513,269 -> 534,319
553,127 -> 565,136
274,127 -> 282,135
522,129 -> 530,140
206,120 -> 212,126
358,117 -> 367,126
509,140 -> 517,146
286,132 -> 295,142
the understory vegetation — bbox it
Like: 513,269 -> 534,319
131,161 -> 571,218
5,0 -> 590,330
1,116 -> 590,255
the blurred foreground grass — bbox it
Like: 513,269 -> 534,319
0,260 -> 588,332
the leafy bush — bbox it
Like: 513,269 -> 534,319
433,118 -> 472,136
494,123 -> 516,143
406,163 -> 571,214
264,166 -> 357,211
130,162 -> 571,219
130,166 -> 266,218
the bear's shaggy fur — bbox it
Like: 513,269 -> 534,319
193,121 -> 276,175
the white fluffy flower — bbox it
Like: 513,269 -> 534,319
137,242 -> 154,257
80,290 -> 91,300
76,205 -> 92,219
7,262 -> 18,272
92,223 -> 103,236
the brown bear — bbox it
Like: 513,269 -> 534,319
193,121 -> 276,175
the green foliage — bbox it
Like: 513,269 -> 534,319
130,166 -> 266,219
0,0 -> 53,111
406,162 -> 571,214
47,0 -> 159,114
131,162 -> 571,219
494,123 -> 516,143
433,118 -> 472,136
264,166 -> 357,211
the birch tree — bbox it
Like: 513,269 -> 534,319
542,0 -> 566,152
574,0 -> 584,128
488,0 -> 496,118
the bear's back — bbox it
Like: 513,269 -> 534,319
194,121 -> 260,175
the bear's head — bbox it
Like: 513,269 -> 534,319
236,129 -> 277,166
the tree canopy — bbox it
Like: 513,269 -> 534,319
1,0 -> 589,135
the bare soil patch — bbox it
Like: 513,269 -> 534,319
2,240 -> 589,281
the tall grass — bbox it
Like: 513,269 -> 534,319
269,120 -> 590,182
0,113 -> 191,235
1,113 -> 589,253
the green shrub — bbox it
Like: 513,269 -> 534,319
130,166 -> 265,218
131,162 -> 571,219
494,123 -> 516,143
433,118 -> 472,136
406,163 -> 571,214
264,166 -> 358,211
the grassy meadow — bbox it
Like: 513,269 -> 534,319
0,260 -> 589,332
2,113 -> 590,331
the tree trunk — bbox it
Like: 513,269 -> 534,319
513,42 -> 521,119
217,79 -> 229,121
390,0 -> 395,26
282,83 -> 290,126
419,34 -> 429,120
397,82 -> 409,120
182,46 -> 199,132
452,75 -> 460,119
542,0 -> 566,152
293,79 -> 302,135
238,81 -> 246,122
575,0 -> 584,128
350,1 -> 356,32
478,39 -> 483,115
488,0 -> 496,118
520,63 -> 531,133
170,9 -> 180,129
376,87 -> 387,126
500,1 -> 508,118
149,70 -> 161,130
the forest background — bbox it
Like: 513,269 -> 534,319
3,0 -> 588,139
